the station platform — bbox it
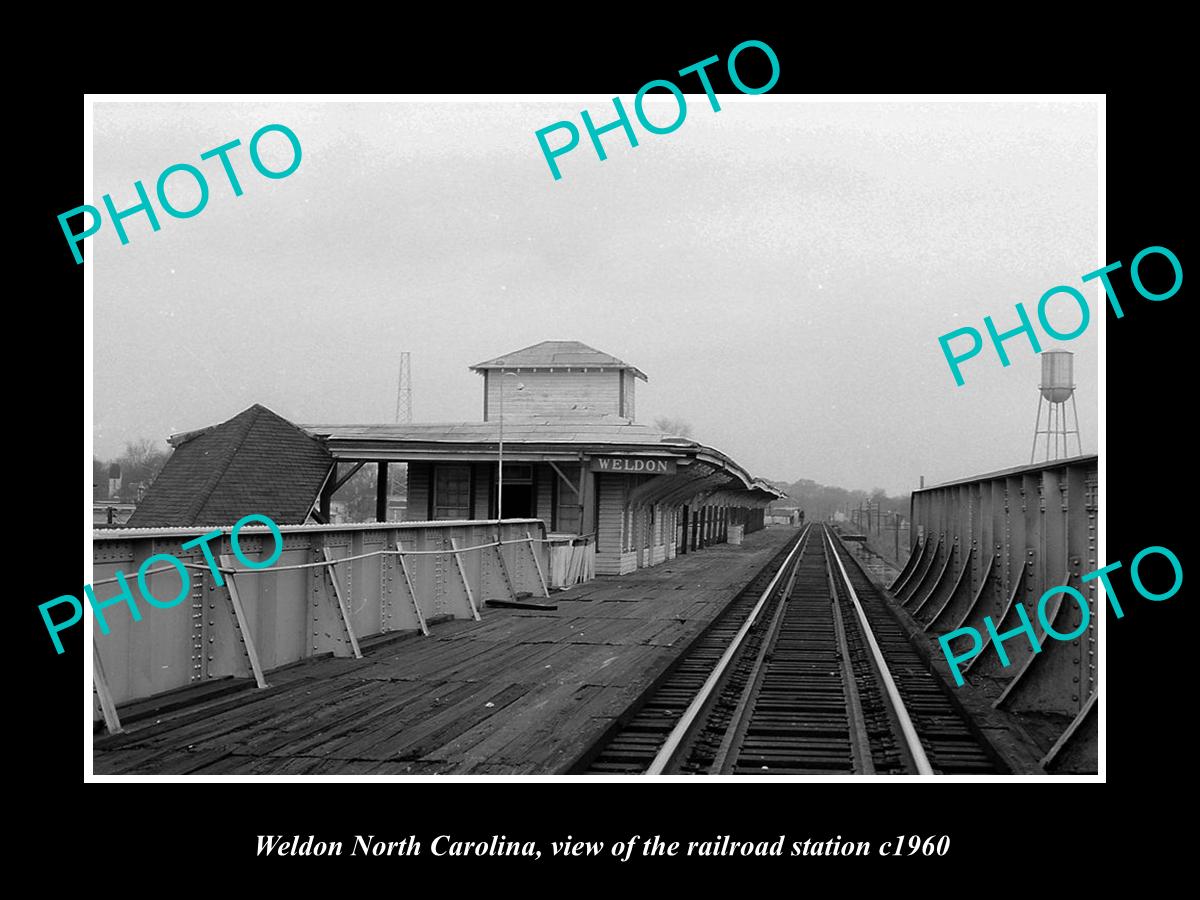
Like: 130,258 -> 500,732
94,526 -> 798,775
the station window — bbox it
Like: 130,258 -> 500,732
432,465 -> 471,520
554,464 -> 583,534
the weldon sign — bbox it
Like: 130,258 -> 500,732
590,456 -> 678,474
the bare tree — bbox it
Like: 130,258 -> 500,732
113,439 -> 171,500
337,464 -> 379,522
653,416 -> 694,438
120,439 -> 169,477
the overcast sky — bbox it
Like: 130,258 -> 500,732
92,100 -> 1098,495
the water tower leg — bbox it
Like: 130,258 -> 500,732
1045,402 -> 1054,460
1071,392 -> 1083,457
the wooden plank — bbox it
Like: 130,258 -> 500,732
322,681 -> 487,760
115,676 -> 251,727
369,682 -> 531,762
94,675 -> 330,750
445,682 -> 607,768
230,681 -> 391,755
277,681 -> 436,757
139,677 -> 363,754
441,642 -> 558,683
189,752 -> 260,775
153,748 -> 236,775
485,598 -> 557,611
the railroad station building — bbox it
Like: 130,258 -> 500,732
132,340 -> 783,583
305,342 -> 783,579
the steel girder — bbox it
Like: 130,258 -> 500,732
907,455 -> 1098,766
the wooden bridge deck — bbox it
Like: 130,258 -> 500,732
93,527 -> 798,775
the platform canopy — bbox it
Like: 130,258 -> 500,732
303,415 -> 784,506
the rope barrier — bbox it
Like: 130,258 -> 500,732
90,533 -> 558,585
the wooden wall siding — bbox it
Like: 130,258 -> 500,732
645,502 -> 666,566
537,466 -> 554,522
637,505 -> 657,568
622,370 -> 637,421
484,370 -> 625,419
595,474 -> 628,574
406,462 -> 431,521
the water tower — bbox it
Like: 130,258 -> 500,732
1030,350 -> 1082,462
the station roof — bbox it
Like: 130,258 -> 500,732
303,416 -> 784,500
305,415 -> 689,446
470,341 -> 648,381
139,401 -> 785,529
131,404 -> 333,527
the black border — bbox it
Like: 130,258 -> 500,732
22,26 -> 1190,878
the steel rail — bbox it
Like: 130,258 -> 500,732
707,548 -> 803,774
645,523 -> 812,776
825,540 -> 875,774
824,527 -> 935,775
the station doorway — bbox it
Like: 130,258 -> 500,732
497,464 -> 535,519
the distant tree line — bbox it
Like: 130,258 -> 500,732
335,464 -> 382,522
327,462 -> 411,522
653,416 -> 694,438
93,439 -> 171,502
773,478 -> 910,522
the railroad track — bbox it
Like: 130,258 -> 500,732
572,524 -> 1002,775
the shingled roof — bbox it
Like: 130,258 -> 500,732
470,341 -> 648,380
127,404 -> 333,527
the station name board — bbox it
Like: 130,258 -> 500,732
590,457 -> 677,474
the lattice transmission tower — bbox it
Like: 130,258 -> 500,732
394,352 -> 413,423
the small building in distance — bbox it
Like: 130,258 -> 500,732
766,507 -> 801,526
